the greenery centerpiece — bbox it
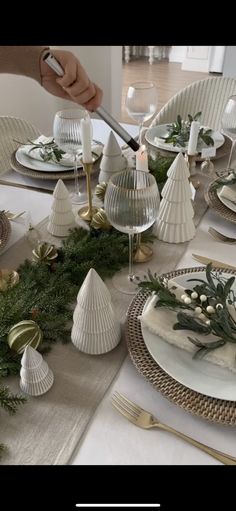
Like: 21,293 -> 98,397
161,112 -> 214,148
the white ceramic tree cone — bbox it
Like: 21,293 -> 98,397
76,268 -> 111,310
20,369 -> 54,396
156,218 -> 196,243
158,198 -> 194,224
167,152 -> 190,180
103,131 -> 122,157
21,345 -> 42,369
73,303 -> 119,333
48,210 -> 75,226
47,221 -> 74,237
53,179 -> 70,200
52,198 -> 73,213
71,323 -> 121,354
100,154 -> 126,173
161,178 -> 192,202
20,360 -> 49,383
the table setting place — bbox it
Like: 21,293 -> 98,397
1,96 -> 236,467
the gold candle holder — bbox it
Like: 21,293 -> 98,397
133,234 -> 153,263
78,160 -> 98,222
185,153 -> 200,190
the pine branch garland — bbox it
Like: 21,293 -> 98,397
0,385 -> 26,414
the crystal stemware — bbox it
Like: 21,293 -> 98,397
104,169 -> 160,294
125,81 -> 158,145
53,108 -> 88,204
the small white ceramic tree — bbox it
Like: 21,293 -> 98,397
47,179 -> 75,237
71,268 -> 121,354
20,345 -> 54,396
156,152 -> 196,243
98,131 -> 126,183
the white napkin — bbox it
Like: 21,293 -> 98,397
219,183 -> 236,204
140,280 -> 236,373
21,135 -> 103,167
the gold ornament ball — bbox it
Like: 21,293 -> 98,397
7,320 -> 43,354
94,182 -> 107,202
32,242 -> 58,264
90,208 -> 111,231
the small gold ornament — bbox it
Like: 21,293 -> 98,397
7,320 -> 43,354
94,182 -> 107,202
0,269 -> 19,291
32,242 -> 58,265
201,157 -> 214,175
90,208 -> 112,231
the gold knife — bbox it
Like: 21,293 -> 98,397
0,179 -> 53,194
192,253 -> 236,271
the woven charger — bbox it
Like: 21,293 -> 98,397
0,211 -> 11,252
10,150 -> 102,181
205,178 -> 236,224
125,266 -> 236,426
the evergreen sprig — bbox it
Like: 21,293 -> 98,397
14,138 -> 66,162
0,385 -> 26,414
161,112 -> 214,148
138,265 -> 236,359
211,170 -> 236,191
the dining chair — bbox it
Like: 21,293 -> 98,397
151,76 -> 236,131
0,116 -> 41,173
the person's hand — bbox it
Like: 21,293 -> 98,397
40,49 -> 103,111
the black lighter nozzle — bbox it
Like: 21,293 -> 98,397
129,138 -> 140,151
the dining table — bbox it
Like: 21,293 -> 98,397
0,119 -> 236,468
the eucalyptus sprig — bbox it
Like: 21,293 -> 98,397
161,112 -> 214,148
14,138 -> 66,163
211,170 -> 236,191
138,264 -> 236,359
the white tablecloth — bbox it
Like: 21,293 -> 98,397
1,120 -> 236,465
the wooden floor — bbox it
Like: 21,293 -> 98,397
121,58 -> 211,124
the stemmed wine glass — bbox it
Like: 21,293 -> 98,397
221,95 -> 236,173
104,169 -> 160,295
53,108 -> 88,204
125,81 -> 158,144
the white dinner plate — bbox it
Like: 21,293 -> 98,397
145,124 -> 225,153
141,271 -> 236,401
217,184 -> 236,213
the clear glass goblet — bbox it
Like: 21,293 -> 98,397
104,169 -> 160,294
221,95 -> 236,173
53,108 -> 88,204
125,81 -> 158,144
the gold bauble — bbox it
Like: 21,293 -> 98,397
94,182 -> 107,202
90,208 -> 111,231
32,242 -> 58,264
7,320 -> 43,354
0,269 -> 19,291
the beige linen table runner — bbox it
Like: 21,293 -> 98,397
0,174 -> 208,465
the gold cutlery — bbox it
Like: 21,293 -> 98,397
192,253 -> 236,271
112,392 -> 236,465
208,227 -> 236,244
0,179 -> 53,194
4,210 -> 25,220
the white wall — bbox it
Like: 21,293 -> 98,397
169,46 -> 187,63
0,46 -> 122,135
223,46 -> 236,78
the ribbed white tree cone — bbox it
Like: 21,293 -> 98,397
161,177 -> 192,202
48,210 -> 75,226
76,268 -> 111,310
20,346 -> 54,396
52,198 -> 73,213
71,323 -> 121,354
100,154 -> 126,173
73,303 -> 119,333
103,131 -> 122,157
156,218 -> 196,243
53,179 -> 70,200
167,152 -> 190,180
47,221 -> 75,237
158,198 -> 194,224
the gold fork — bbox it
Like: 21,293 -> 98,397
112,392 -> 236,465
208,227 -> 236,244
4,210 -> 26,220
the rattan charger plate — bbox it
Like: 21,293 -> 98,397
10,150 -> 102,181
0,211 -> 11,252
205,178 -> 236,224
125,266 -> 236,426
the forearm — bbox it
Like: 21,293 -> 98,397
0,45 -> 49,83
